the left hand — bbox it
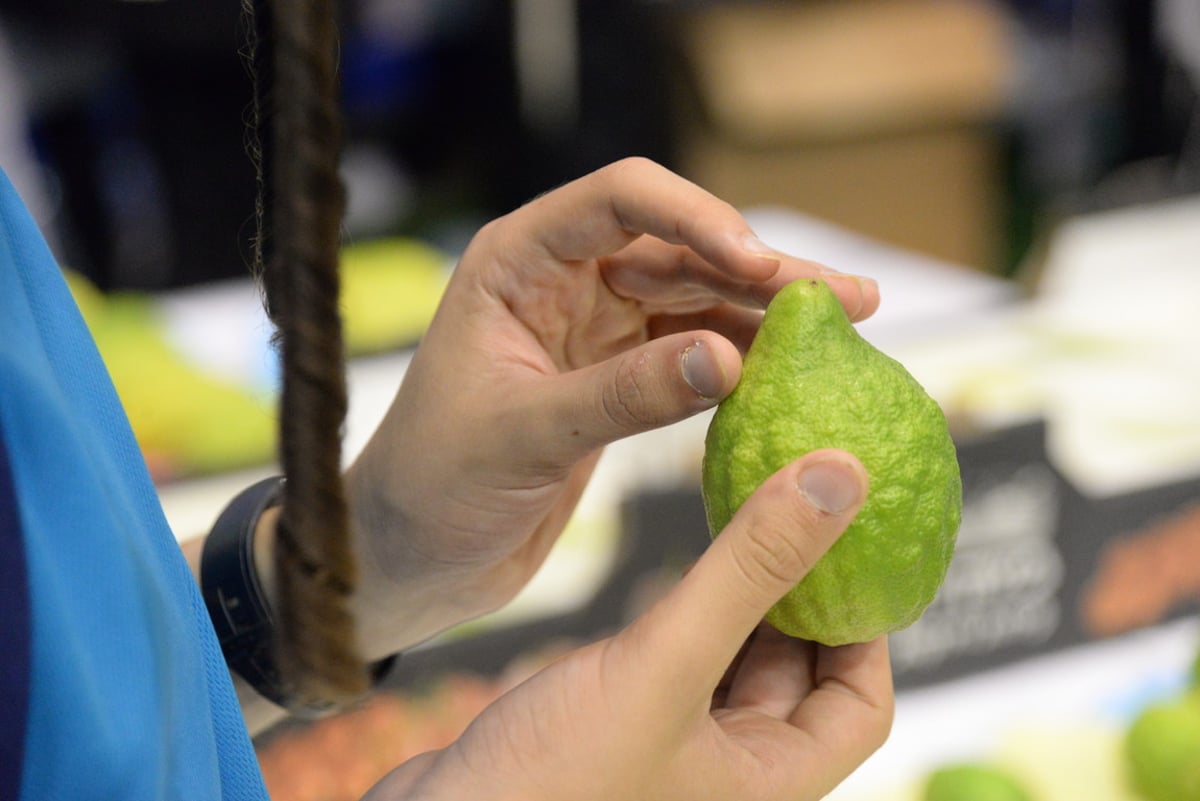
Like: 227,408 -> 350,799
361,451 -> 892,801
344,158 -> 880,654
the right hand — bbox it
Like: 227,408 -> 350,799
344,158 -> 879,656
364,449 -> 894,801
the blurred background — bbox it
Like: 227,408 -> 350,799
2,0 -> 1197,289
2,1 -> 1198,800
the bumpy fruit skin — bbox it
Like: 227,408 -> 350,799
702,278 -> 961,645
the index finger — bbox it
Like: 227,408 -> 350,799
509,157 -> 784,282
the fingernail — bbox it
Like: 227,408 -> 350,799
843,276 -> 867,320
680,340 -> 725,400
849,275 -> 879,319
798,459 -> 862,514
741,234 -> 777,256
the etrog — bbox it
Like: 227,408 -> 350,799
922,764 -> 1035,801
701,278 -> 961,645
1124,689 -> 1200,801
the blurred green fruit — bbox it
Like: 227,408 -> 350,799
89,293 -> 276,477
923,763 -> 1036,801
340,238 -> 448,355
63,268 -> 107,328
1125,689 -> 1200,801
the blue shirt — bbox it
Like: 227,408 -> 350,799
0,168 -> 268,800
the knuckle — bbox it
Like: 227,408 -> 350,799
730,510 -> 815,594
872,700 -> 896,750
599,381 -> 641,429
599,351 -> 662,430
466,215 -> 506,252
608,155 -> 661,178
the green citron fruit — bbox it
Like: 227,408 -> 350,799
702,278 -> 961,645
1124,689 -> 1200,801
922,764 -> 1035,801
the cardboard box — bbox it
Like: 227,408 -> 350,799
888,420 -> 1077,686
600,421 -> 1080,689
671,0 -> 1012,272
380,417 -> 1199,692
1067,475 -> 1200,645
610,420 -> 1200,689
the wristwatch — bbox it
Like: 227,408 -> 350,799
200,476 -> 395,717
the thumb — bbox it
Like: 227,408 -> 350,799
531,332 -> 742,463
635,451 -> 869,696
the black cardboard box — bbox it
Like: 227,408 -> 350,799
384,420 -> 1200,694
615,420 -> 1200,689
888,420 -> 1076,686
1063,473 -> 1200,646
602,421 -> 1079,689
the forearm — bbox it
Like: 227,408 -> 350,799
180,477 -> 501,737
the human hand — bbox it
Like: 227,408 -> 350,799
344,158 -> 881,654
362,450 -> 892,800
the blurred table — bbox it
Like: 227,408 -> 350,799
156,198 -> 1200,799
831,614 -> 1198,800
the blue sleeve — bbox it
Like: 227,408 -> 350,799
0,167 -> 269,801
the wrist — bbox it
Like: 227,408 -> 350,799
344,460 -> 512,656
201,477 -> 396,717
362,742 -> 524,801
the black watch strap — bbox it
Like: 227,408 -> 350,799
200,476 -> 396,717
